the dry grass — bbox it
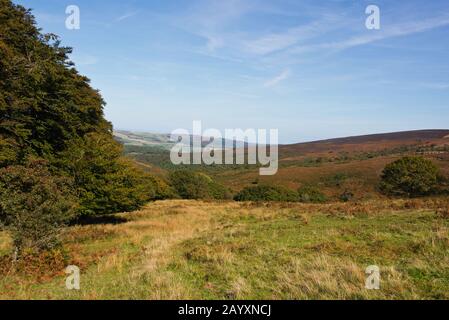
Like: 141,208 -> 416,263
1,198 -> 449,300
0,232 -> 11,256
214,154 -> 449,200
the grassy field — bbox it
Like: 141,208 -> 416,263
1,199 -> 449,300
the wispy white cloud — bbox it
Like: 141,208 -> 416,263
116,11 -> 139,22
264,69 -> 291,87
290,14 -> 449,54
243,15 -> 345,55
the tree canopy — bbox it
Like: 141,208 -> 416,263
380,156 -> 440,197
0,0 -> 166,218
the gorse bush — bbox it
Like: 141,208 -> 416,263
0,160 -> 78,254
234,185 -> 298,202
380,156 -> 440,197
297,185 -> 327,203
169,170 -> 230,200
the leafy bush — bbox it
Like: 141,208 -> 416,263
169,170 -> 230,200
380,156 -> 440,197
297,185 -> 327,203
234,185 -> 298,202
0,160 -> 78,255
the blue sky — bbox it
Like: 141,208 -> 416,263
15,0 -> 449,143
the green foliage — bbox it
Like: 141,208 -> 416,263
234,185 -> 298,202
0,1 -> 163,217
57,133 -> 172,215
0,1 -> 110,162
0,160 -> 78,253
297,185 -> 327,203
168,170 -> 230,200
147,175 -> 177,200
322,173 -> 348,187
380,156 -> 440,197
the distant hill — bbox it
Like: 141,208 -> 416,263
114,131 -> 174,150
114,130 -> 251,151
279,129 -> 449,159
118,129 -> 449,197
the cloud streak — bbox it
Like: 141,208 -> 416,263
289,14 -> 449,54
116,11 -> 139,22
264,69 -> 291,87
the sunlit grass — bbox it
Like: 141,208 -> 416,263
1,199 -> 448,299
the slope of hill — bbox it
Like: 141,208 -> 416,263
279,129 -> 449,159
114,131 -> 174,150
118,129 -> 449,156
118,129 -> 449,200
114,130 -> 256,151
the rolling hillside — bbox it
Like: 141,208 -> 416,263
118,129 -> 449,157
119,129 -> 449,200
279,129 -> 449,159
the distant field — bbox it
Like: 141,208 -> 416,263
1,199 -> 448,300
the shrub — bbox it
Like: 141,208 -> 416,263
0,248 -> 68,277
339,190 -> 354,202
322,173 -> 348,187
380,156 -> 440,197
0,160 -> 78,256
297,185 -> 327,203
234,185 -> 298,202
168,170 -> 230,200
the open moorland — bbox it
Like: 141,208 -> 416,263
122,129 -> 449,199
1,1 -> 449,301
1,199 -> 449,300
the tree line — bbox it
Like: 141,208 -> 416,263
0,1 -> 171,257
